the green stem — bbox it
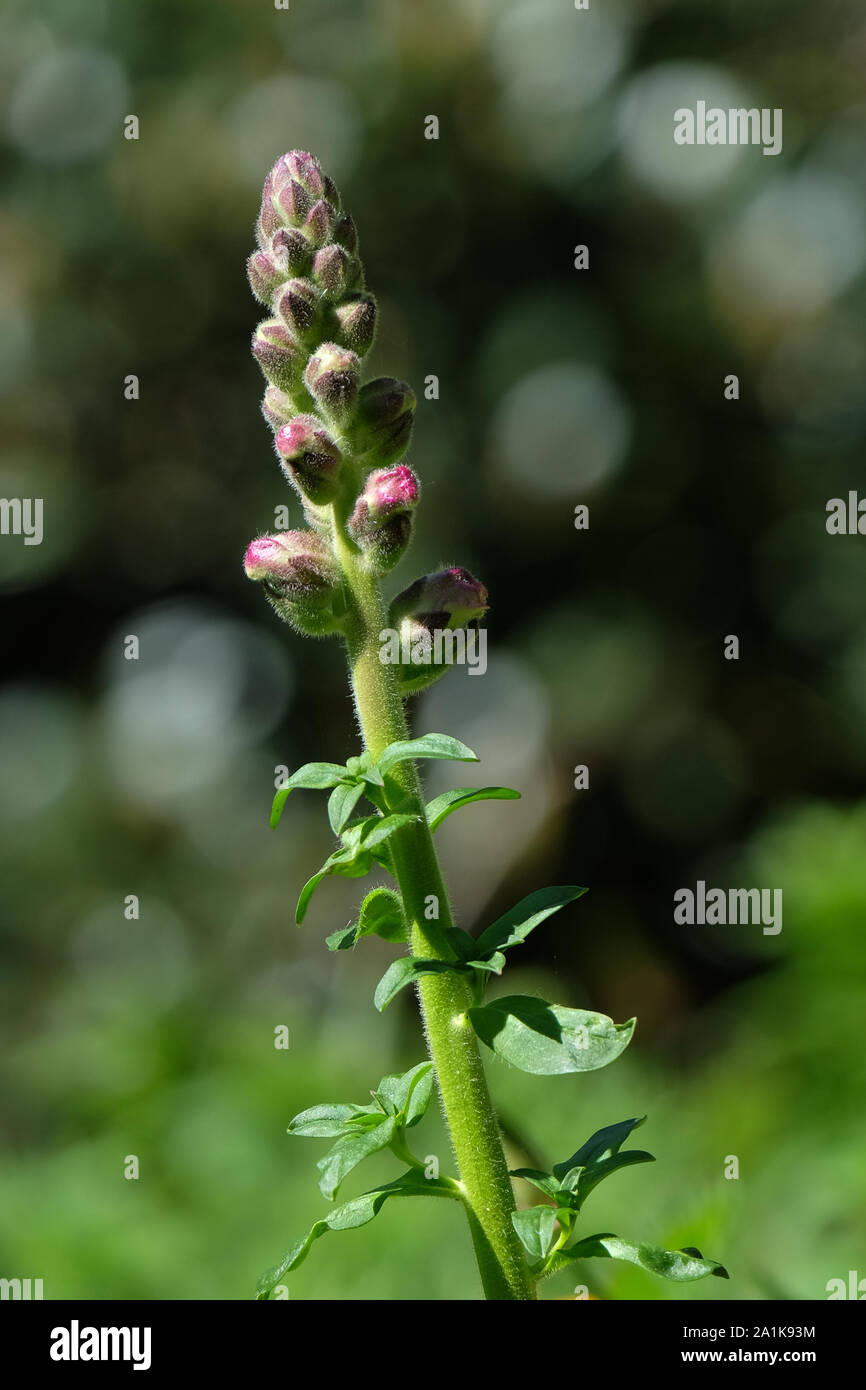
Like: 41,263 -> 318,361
332,529 -> 535,1301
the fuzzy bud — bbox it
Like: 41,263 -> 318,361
347,465 -> 419,574
303,199 -> 334,247
390,567 -> 488,629
275,414 -> 343,504
275,178 -> 311,226
333,214 -> 358,254
251,319 -> 303,392
274,278 -> 320,337
247,250 -> 285,306
349,377 -> 416,468
261,385 -> 300,432
272,227 -> 312,277
303,342 -> 360,423
332,293 -> 377,355
312,243 -> 353,299
244,531 -> 344,636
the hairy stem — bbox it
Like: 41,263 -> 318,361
332,528 -> 536,1301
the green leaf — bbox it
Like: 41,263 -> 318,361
377,733 -> 478,774
474,885 -> 587,959
328,781 -> 365,834
255,1169 -> 460,1298
548,1233 -> 729,1282
374,957 -> 455,1012
512,1205 -> 559,1261
468,995 -> 635,1075
325,924 -> 358,951
356,887 -> 407,944
510,1168 -> 562,1201
358,812 -> 417,850
552,1117 -> 647,1181
270,763 -> 347,829
425,785 -> 520,831
466,951 -> 507,975
373,1061 -> 434,1127
316,1116 -> 397,1200
296,847 -> 373,924
288,1103 -> 362,1138
572,1150 -> 656,1204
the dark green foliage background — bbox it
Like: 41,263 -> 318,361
1,0 -> 864,1298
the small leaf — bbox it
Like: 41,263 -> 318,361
466,951 -> 507,975
255,1168 -> 459,1298
548,1233 -> 729,1282
468,995 -> 635,1075
296,847 -> 373,924
374,956 -> 455,1012
325,924 -> 358,951
512,1205 -> 559,1261
359,812 -> 417,849
288,1103 -> 361,1138
572,1150 -> 656,1205
270,763 -> 348,829
356,886 -> 407,944
316,1116 -> 397,1200
377,733 -> 478,774
328,781 -> 365,834
474,884 -> 587,959
510,1168 -> 562,1201
373,1061 -> 434,1127
552,1117 -> 647,1181
425,786 -> 520,831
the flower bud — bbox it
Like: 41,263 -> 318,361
275,178 -> 311,226
271,227 -> 312,276
275,414 -> 343,504
332,294 -> 377,355
274,278 -> 320,337
349,377 -> 416,467
303,342 -> 360,423
252,319 -> 303,392
244,530 -> 344,636
303,199 -> 334,247
312,243 -> 353,299
281,150 -> 326,200
261,385 -> 300,432
333,214 -> 358,254
247,250 -> 285,306
347,465 -> 419,574
390,567 -> 488,629
390,616 -> 453,695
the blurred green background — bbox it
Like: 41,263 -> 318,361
2,0 -> 865,1301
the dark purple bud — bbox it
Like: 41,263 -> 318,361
303,198 -> 333,247
274,278 -> 320,337
271,227 -> 312,276
334,214 -> 358,254
333,293 -> 377,355
247,250 -> 285,306
350,376 -> 416,467
312,243 -> 353,299
244,530 -> 344,636
275,414 -> 343,504
390,567 -> 488,629
276,179 -> 311,226
303,342 -> 361,423
251,318 -> 303,392
347,465 -> 420,574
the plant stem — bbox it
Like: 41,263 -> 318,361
332,529 -> 536,1301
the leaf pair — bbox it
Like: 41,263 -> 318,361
289,1061 -> 434,1200
510,1118 -> 728,1284
373,884 -> 587,1013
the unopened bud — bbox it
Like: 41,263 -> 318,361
244,530 -> 344,636
274,278 -> 320,337
261,385 -> 300,432
348,465 -> 419,573
303,342 -> 360,423
281,151 -> 326,200
275,414 -> 343,504
333,214 -> 358,254
247,250 -> 285,306
312,243 -> 353,299
390,567 -> 488,629
303,198 -> 334,247
275,178 -> 311,226
271,227 -> 312,276
333,294 -> 377,355
350,377 -> 416,468
252,319 -> 303,392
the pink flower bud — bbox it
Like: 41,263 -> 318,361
251,319 -> 303,392
247,250 -> 285,306
275,414 -> 343,504
261,385 -> 299,432
390,567 -> 488,629
274,278 -> 319,337
347,465 -> 420,574
349,377 -> 416,468
275,178 -> 311,226
303,198 -> 334,247
271,227 -> 312,276
243,530 -> 344,636
334,214 -> 358,254
312,243 -> 353,299
303,342 -> 360,423
283,151 -> 325,199
333,293 -> 377,355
